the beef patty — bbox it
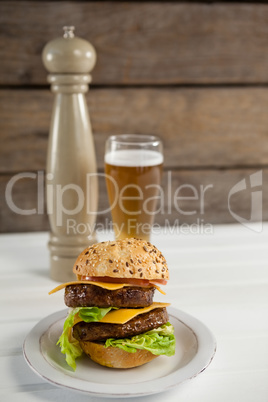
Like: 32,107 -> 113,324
72,307 -> 169,342
65,283 -> 155,308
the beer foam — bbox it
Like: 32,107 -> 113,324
105,149 -> 163,167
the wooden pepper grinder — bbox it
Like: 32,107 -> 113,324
42,26 -> 98,282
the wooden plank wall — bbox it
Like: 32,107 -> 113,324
0,1 -> 267,233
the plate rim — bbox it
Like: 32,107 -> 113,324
23,307 -> 216,398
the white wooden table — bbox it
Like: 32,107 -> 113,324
1,224 -> 268,401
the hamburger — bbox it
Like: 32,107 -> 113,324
49,238 -> 175,370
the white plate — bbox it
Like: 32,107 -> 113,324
23,308 -> 216,398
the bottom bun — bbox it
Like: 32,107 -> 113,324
79,341 -> 158,368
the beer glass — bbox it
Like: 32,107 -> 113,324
105,134 -> 163,241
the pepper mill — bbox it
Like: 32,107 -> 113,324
42,26 -> 98,282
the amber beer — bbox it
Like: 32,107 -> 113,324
105,147 -> 163,241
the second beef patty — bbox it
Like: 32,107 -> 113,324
72,307 -> 169,342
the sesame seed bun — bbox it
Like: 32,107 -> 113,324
73,238 -> 169,281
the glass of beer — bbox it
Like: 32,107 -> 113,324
104,134 -> 163,241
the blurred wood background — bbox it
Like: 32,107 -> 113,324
0,1 -> 267,232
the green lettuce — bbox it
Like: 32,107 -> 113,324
105,322 -> 175,356
57,307 -> 113,370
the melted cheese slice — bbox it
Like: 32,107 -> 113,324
72,302 -> 170,328
99,302 -> 170,324
48,281 -> 166,295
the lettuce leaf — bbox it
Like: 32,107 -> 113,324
105,322 -> 176,356
57,307 -> 113,370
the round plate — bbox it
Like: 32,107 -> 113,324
23,308 -> 216,398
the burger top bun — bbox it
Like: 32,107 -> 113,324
73,238 -> 169,281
